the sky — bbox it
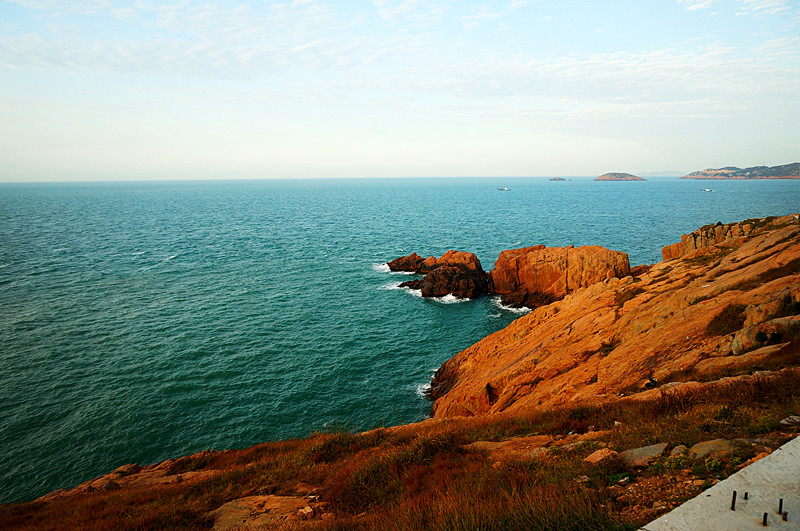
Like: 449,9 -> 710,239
0,0 -> 798,181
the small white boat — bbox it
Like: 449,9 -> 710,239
700,188 -> 712,192
497,186 -> 510,191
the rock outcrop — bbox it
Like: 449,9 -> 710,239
387,252 -> 425,272
400,266 -> 490,299
661,218 -> 760,260
681,162 -> 800,180
388,250 -> 483,274
430,213 -> 800,418
388,245 -> 631,307
392,250 -> 490,299
488,245 -> 631,308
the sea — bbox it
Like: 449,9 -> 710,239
1,176 -> 798,503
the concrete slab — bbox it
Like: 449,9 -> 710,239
642,436 -> 800,530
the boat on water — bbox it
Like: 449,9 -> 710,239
497,186 -> 511,191
700,188 -> 712,192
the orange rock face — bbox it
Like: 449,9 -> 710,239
489,245 -> 631,302
388,250 -> 484,273
431,213 -> 800,419
420,250 -> 484,273
661,219 -> 760,260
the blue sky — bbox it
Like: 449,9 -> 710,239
0,0 -> 798,181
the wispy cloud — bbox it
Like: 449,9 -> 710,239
677,0 -> 720,11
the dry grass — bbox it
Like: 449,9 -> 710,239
2,372 -> 799,531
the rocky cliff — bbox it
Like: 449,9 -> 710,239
431,213 -> 800,418
489,245 -> 631,307
681,162 -> 800,179
389,245 -> 630,308
661,218 -> 759,260
389,250 -> 490,299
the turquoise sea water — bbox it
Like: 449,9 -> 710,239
1,177 -> 798,503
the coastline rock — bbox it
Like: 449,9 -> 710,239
400,265 -> 489,299
430,213 -> 800,418
681,162 -> 800,180
388,250 -> 483,274
661,218 -> 759,260
392,250 -> 489,299
595,173 -> 645,181
488,245 -> 631,308
387,252 -> 424,272
389,245 -> 630,307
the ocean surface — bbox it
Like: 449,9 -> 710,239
1,177 -> 798,503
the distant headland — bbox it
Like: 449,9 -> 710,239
594,172 -> 645,181
682,162 -> 800,179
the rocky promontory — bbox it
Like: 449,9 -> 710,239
430,213 -> 800,418
388,244 -> 631,308
489,245 -> 630,308
388,250 -> 490,299
595,172 -> 645,181
681,162 -> 800,179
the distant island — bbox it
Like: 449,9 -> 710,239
682,162 -> 800,179
595,172 -> 645,181
549,177 -> 566,181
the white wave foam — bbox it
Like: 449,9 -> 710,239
492,296 -> 531,314
372,263 -> 391,273
379,281 -> 404,291
166,255 -> 177,260
432,294 -> 468,304
133,251 -> 146,255
415,382 -> 431,399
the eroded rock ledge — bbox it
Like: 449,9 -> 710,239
429,213 -> 800,419
388,245 -> 631,309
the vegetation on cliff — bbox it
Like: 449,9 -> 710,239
681,162 -> 800,179
2,371 -> 798,530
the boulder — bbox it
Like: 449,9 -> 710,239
207,495 -> 311,530
387,252 -> 424,272
670,445 -> 688,457
618,443 -> 668,468
391,250 -> 489,299
584,448 -> 618,464
388,250 -> 483,274
688,439 -> 733,460
419,250 -> 484,273
400,266 -> 489,299
488,245 -> 630,308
